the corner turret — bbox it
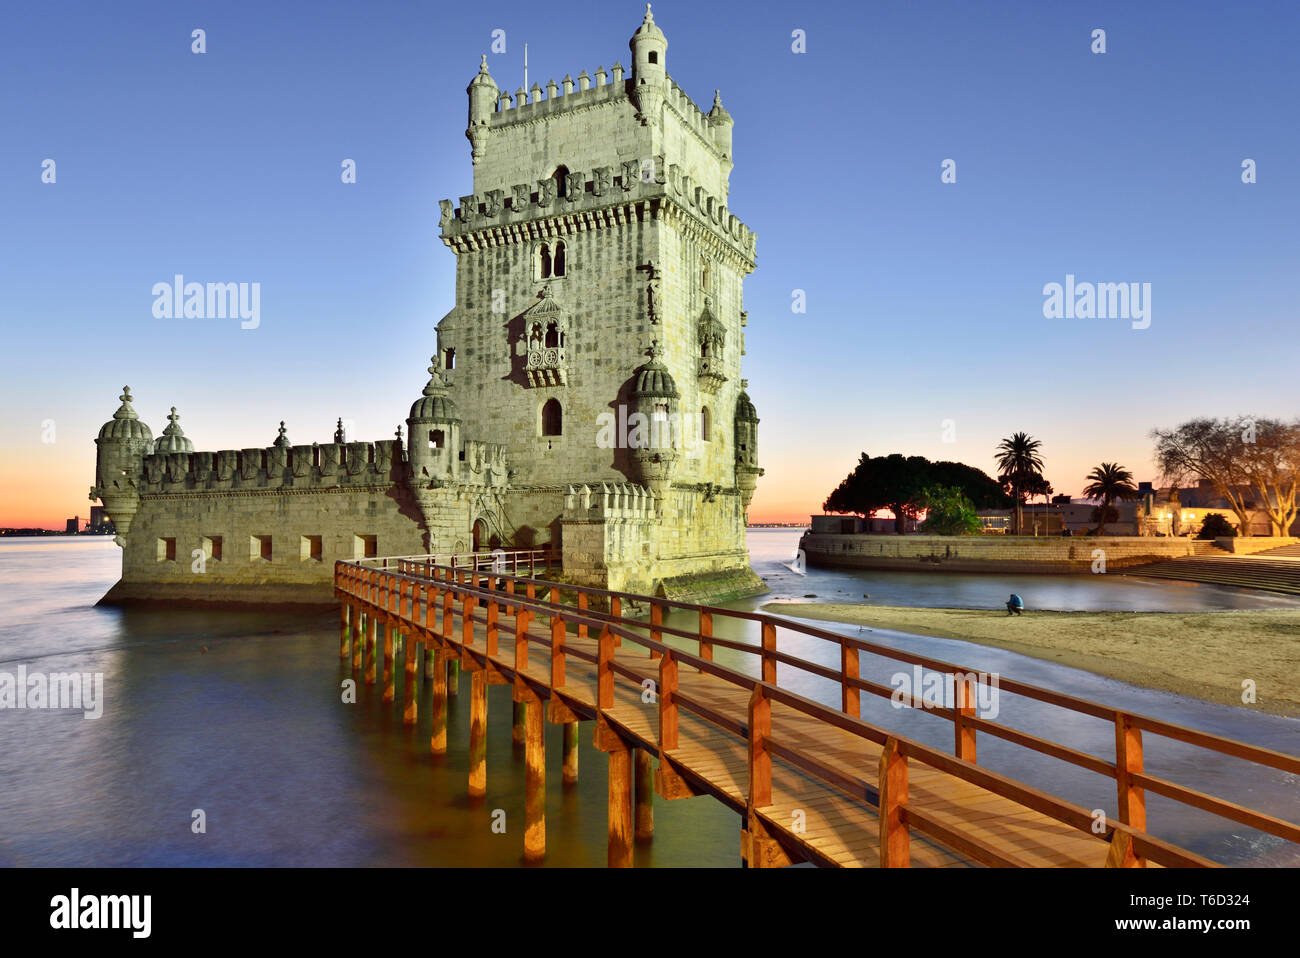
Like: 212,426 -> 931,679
734,380 -> 763,510
627,341 -> 679,500
466,54 -> 498,164
708,90 -> 734,168
629,4 -> 667,125
91,386 -> 154,545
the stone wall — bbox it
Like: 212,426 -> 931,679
1213,536 -> 1299,554
800,534 -> 1217,574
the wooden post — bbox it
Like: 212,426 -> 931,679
878,737 -> 910,867
698,609 -> 713,663
607,744 -> 633,867
524,697 -> 545,861
403,634 -> 418,725
351,607 -> 363,671
383,623 -> 395,704
659,652 -> 678,750
748,686 -> 771,808
469,668 -> 487,798
365,614 -> 377,685
760,621 -> 777,685
954,673 -> 977,762
634,748 -> 654,841
649,601 -> 662,660
448,659 -> 460,696
430,649 -> 448,755
562,721 -> 579,785
339,604 -> 351,659
841,639 -> 860,718
486,599 -> 499,656
550,616 -> 567,688
1115,712 -> 1147,865
597,626 -> 615,709
577,591 -> 588,638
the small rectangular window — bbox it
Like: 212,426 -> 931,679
156,537 -> 176,562
251,535 -> 273,562
301,535 -> 323,562
353,534 -> 378,559
202,535 -> 223,562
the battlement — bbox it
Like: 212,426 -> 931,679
563,482 -> 657,521
138,440 -> 404,494
439,163 -> 756,261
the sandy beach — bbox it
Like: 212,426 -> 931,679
762,602 -> 1300,717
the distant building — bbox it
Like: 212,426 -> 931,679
65,517 -> 79,534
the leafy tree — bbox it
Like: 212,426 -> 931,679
917,485 -> 981,536
1082,462 -> 1138,535
1197,513 -> 1236,539
995,433 -> 1046,535
823,453 -> 1007,533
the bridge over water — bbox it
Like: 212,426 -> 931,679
333,551 -> 1300,867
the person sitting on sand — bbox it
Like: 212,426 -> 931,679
1006,594 -> 1024,616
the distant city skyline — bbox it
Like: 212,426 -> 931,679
3,0 -> 1297,526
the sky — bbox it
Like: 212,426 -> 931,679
2,0 -> 1298,526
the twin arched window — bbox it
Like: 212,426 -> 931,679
537,240 -> 566,280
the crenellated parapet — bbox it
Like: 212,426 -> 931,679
439,162 -> 756,264
137,439 -> 407,494
562,481 -> 657,522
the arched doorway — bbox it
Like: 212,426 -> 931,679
472,518 -> 488,553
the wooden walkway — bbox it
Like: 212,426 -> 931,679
333,554 -> 1300,868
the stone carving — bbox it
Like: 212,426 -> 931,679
438,199 -> 454,228
564,170 -> 583,202
637,259 -> 661,324
621,159 -> 640,190
483,189 -> 503,216
592,166 -> 610,196
512,183 -> 531,210
537,178 -> 556,206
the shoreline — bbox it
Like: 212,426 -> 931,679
761,602 -> 1300,718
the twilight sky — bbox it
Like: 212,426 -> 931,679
2,0 -> 1297,526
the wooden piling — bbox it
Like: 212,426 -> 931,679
448,659 -> 460,696
469,668 -> 487,798
403,635 -> 418,725
562,721 -> 579,785
339,603 -> 351,659
512,699 -> 526,746
607,745 -> 634,867
524,697 -> 545,861
365,614 -> 377,685
351,608 -> 363,671
383,625 -> 395,703
430,649 -> 448,755
634,748 -> 654,841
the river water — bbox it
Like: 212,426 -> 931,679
1,531 -> 1296,867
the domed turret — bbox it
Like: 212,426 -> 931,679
406,358 -> 462,549
628,341 -> 679,499
466,54 -> 498,164
91,386 -> 154,544
629,4 -> 667,125
154,407 -> 194,455
708,90 -> 733,164
734,380 -> 763,510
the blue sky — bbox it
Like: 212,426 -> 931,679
2,0 -> 1298,523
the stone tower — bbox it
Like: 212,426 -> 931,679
436,5 -> 764,600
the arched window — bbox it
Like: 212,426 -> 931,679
541,398 -> 563,436
553,239 -> 566,277
700,256 -> 710,291
554,165 -> 570,199
443,347 -> 455,370
537,244 -> 552,280
544,321 -> 561,348
700,406 -> 712,442
429,429 -> 444,450
648,52 -> 658,64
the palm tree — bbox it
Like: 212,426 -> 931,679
995,432 -> 1044,535
1082,462 -> 1139,535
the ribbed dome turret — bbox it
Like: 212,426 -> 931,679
735,389 -> 758,423
631,342 -> 679,399
409,358 -> 460,422
154,407 -> 193,453
631,4 -> 666,43
98,386 -> 153,442
708,90 -> 732,125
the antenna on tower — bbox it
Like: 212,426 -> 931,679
524,43 -> 528,94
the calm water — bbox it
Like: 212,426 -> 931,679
0,531 -> 1296,867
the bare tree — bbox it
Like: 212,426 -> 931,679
1151,418 -> 1257,535
1239,419 -> 1300,536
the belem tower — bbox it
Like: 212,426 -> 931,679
90,6 -> 765,606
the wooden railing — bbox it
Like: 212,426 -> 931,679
334,557 -> 1300,868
